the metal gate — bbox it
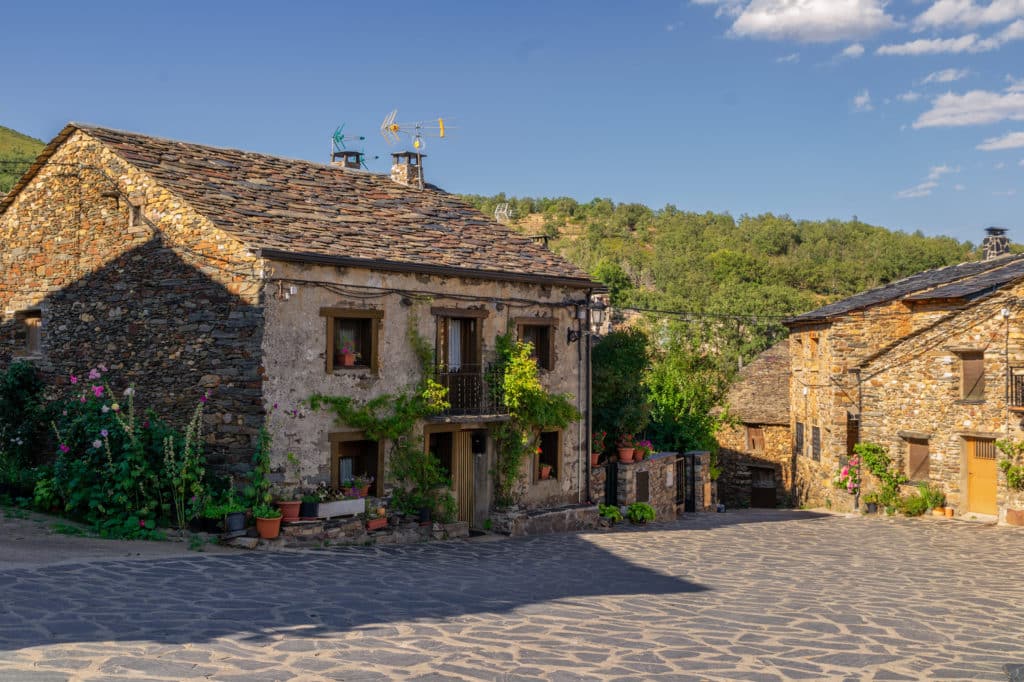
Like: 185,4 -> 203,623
604,459 -> 618,507
676,454 -> 696,513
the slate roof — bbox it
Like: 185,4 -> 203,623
903,257 -> 1024,301
2,123 -> 593,287
785,254 -> 1024,325
719,341 -> 790,425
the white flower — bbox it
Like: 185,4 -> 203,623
101,405 -> 110,413
92,439 -> 102,449
123,387 -> 135,397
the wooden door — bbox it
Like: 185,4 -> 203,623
451,431 -> 475,524
966,438 -> 997,515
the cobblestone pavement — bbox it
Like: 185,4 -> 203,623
1,509 -> 1023,681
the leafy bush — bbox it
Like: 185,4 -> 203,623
855,442 -> 906,508
916,482 -> 946,509
0,361 -> 47,493
598,503 -> 623,523
899,493 -> 929,517
627,502 -> 656,524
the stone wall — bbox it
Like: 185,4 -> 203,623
615,453 -> 679,521
717,423 -> 792,508
0,130 -> 265,470
260,259 -> 588,513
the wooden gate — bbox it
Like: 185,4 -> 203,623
966,437 -> 997,515
451,431 -> 475,524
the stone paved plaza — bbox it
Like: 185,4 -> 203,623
1,509 -> 1023,681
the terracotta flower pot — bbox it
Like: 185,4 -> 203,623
276,500 -> 300,522
540,465 -> 552,480
591,452 -> 600,467
945,507 -> 955,518
617,447 -> 634,463
256,515 -> 281,539
366,517 -> 387,532
932,507 -> 946,517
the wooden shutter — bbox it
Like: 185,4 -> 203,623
961,352 -> 984,400
636,471 -> 650,503
907,439 -> 929,480
846,414 -> 859,457
794,423 -> 804,457
811,426 -> 821,461
746,425 -> 765,452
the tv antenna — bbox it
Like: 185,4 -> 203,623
494,203 -> 515,224
380,109 -> 447,150
330,124 -> 376,169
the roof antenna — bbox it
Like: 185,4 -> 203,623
330,124 -> 377,169
379,109 -> 449,151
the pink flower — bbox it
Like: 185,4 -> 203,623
139,519 -> 146,528
100,429 -> 108,438
88,368 -> 101,380
92,439 -> 102,449
69,375 -> 78,384
840,466 -> 849,477
79,396 -> 86,403
199,394 -> 208,404
142,420 -> 149,429
92,385 -> 104,398
59,444 -> 69,453
99,364 -> 108,372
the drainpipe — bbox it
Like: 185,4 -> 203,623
850,367 -> 863,511
584,290 -> 594,504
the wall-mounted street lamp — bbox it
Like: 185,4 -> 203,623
566,299 -> 607,344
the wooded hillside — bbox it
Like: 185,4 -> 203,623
0,125 -> 44,195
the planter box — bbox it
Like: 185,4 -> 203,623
317,499 -> 364,519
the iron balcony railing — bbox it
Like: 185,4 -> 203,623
1010,368 -> 1024,409
435,362 -> 509,417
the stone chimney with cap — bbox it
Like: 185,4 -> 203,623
982,227 -> 1011,260
390,151 -> 424,189
331,150 -> 364,170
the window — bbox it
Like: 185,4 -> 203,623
907,438 -> 929,481
329,434 -> 382,496
811,426 -> 821,461
809,334 -> 819,357
795,422 -> 805,457
13,310 -> 41,357
959,351 -> 984,401
516,318 -> 554,370
537,430 -> 560,481
434,308 -> 487,413
321,307 -> 382,373
746,425 -> 765,453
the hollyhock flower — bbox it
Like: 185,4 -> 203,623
199,394 -> 208,404
101,405 -> 110,413
88,368 -> 101,380
92,385 -> 104,398
79,396 -> 86,403
142,420 -> 149,428
139,519 -> 146,528
100,429 -> 108,438
69,375 -> 78,384
99,364 -> 108,372
59,444 -> 69,453
111,403 -> 120,412
92,439 -> 102,449
123,387 -> 135,397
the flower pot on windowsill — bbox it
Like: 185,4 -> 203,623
539,464 -> 552,480
617,447 -> 634,463
339,352 -> 356,367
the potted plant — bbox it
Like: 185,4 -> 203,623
861,491 -> 880,514
634,439 -> 654,463
344,474 -> 373,497
314,483 -> 364,518
276,452 -> 302,522
365,499 -> 387,531
539,463 -> 552,480
917,482 -> 947,516
336,340 -> 359,367
253,503 -> 282,539
617,433 -> 636,463
221,487 -> 249,534
626,501 -> 656,524
299,491 -> 320,520
591,430 -> 607,467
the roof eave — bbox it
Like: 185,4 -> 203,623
258,248 -> 599,289
0,123 -> 80,215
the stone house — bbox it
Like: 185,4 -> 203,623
715,341 -> 796,508
784,228 -> 1024,523
0,123 -> 599,528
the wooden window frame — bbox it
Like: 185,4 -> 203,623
320,307 -> 383,374
811,425 -> 821,462
515,317 -> 555,371
328,431 -> 385,496
12,309 -> 41,358
745,425 -> 765,453
906,438 -> 930,482
433,308 -> 487,371
535,429 -> 561,482
794,422 -> 805,457
958,351 -> 985,402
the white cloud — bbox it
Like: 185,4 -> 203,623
691,0 -> 746,19
954,183 -> 967,190
1020,159 -> 1024,166
777,52 -> 801,62
1008,74 -> 1024,92
977,131 -> 1024,150
996,161 -> 1007,168
993,189 -> 1018,195
914,89 -> 1024,127
877,19 -> 1024,53
913,0 -> 1024,30
730,0 -> 899,42
898,90 -> 922,101
841,42 -> 866,57
853,89 -> 874,110
896,180 -> 939,198
922,68 -> 971,83
928,164 -> 957,179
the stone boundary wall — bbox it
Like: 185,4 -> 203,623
616,453 -> 679,521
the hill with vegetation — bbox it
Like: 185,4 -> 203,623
460,194 -> 980,455
0,125 -> 44,195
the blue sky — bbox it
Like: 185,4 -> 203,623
1,0 -> 1022,243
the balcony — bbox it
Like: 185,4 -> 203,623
1011,368 -> 1024,411
435,362 -> 509,418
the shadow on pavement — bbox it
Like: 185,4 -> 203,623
0,531 -> 705,651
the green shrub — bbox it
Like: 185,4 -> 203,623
899,493 -> 929,516
627,502 -> 656,524
598,503 -> 623,523
916,482 -> 946,509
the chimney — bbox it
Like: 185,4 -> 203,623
390,151 -> 424,189
331,150 -> 364,170
982,226 -> 1010,260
